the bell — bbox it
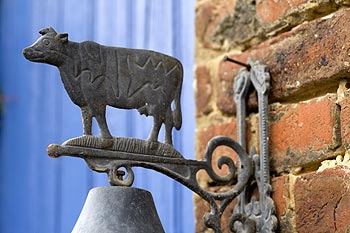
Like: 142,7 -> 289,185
72,186 -> 165,233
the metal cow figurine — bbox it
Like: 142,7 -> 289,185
23,27 -> 183,145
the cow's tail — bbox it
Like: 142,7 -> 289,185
172,63 -> 183,130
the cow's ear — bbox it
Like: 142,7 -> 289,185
56,33 -> 68,43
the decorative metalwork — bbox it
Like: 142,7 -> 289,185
48,136 -> 253,232
23,27 -> 182,146
23,27 -> 277,233
227,58 -> 278,233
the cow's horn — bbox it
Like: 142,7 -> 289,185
39,27 -> 57,36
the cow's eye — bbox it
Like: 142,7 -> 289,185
43,39 -> 50,46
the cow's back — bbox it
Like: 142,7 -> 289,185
79,42 -> 182,110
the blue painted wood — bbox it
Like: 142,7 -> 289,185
0,0 -> 33,232
0,0 -> 195,232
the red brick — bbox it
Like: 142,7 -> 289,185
269,94 -> 341,173
271,175 -> 289,220
195,65 -> 213,117
195,0 -> 350,51
216,8 -> 350,114
195,0 -> 236,48
339,86 -> 350,149
334,181 -> 350,232
288,0 -> 310,6
256,0 -> 296,23
255,0 -> 337,24
195,1 -> 215,42
195,5 -> 350,233
216,59 -> 237,114
271,175 -> 296,232
294,167 -> 350,232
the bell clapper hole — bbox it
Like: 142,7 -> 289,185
108,166 -> 135,187
114,166 -> 129,181
116,170 -> 126,181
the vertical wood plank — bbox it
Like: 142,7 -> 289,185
0,0 -> 33,232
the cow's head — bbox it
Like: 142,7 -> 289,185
23,27 -> 69,66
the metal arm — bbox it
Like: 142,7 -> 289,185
48,135 -> 253,232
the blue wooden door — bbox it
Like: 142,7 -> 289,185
0,0 -> 195,232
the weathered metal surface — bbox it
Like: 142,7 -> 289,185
23,27 -> 276,232
72,186 -> 165,233
232,67 -> 254,232
226,58 -> 278,233
23,27 -> 183,145
47,135 -> 253,232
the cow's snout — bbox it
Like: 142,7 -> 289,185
22,48 -> 33,59
22,47 -> 44,61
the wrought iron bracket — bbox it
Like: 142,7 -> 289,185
46,58 -> 277,233
24,28 -> 277,233
228,58 -> 278,232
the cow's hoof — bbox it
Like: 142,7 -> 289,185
101,138 -> 114,148
145,140 -> 159,150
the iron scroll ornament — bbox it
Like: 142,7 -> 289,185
23,27 -> 277,232
47,136 -> 253,232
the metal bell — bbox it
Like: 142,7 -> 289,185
72,186 -> 164,233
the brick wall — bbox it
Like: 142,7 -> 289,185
194,0 -> 350,232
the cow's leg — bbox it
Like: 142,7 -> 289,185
164,107 -> 173,145
81,106 -> 92,135
148,116 -> 162,143
92,105 -> 113,148
93,106 -> 112,139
